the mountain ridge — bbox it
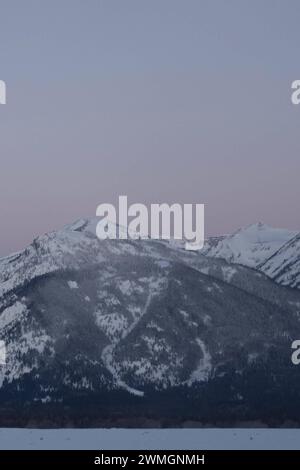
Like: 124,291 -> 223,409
0,218 -> 300,426
203,222 -> 300,289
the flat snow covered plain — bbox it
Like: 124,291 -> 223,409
0,429 -> 299,450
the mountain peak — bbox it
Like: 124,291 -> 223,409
204,222 -> 298,269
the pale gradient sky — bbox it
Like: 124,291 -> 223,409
0,0 -> 300,256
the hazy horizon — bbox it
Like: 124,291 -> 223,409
1,0 -> 300,256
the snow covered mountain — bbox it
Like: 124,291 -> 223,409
203,223 -> 300,289
0,218 -> 300,426
203,222 -> 297,268
260,233 -> 300,289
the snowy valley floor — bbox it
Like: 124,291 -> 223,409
0,429 -> 299,450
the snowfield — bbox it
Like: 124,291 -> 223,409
0,428 -> 299,450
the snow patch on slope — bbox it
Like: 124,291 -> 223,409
187,338 -> 212,386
